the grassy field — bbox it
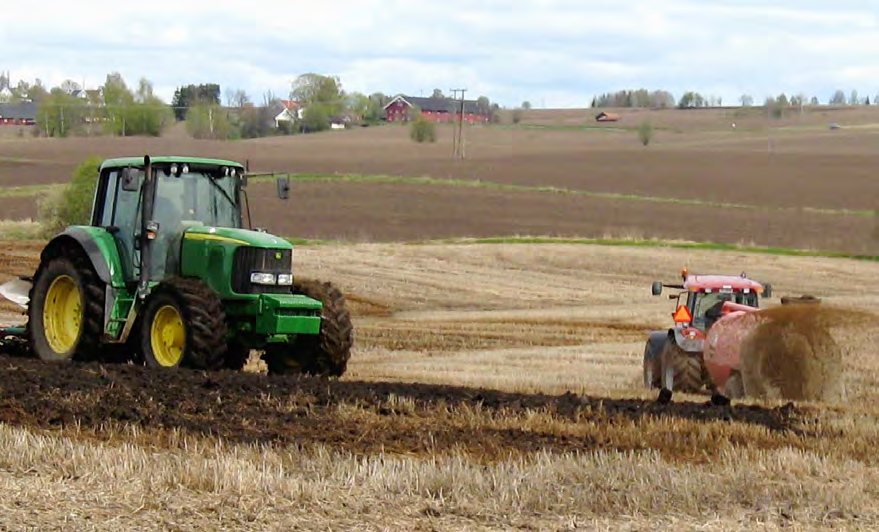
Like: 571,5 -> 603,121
0,107 -> 878,530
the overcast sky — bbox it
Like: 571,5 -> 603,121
2,1 -> 878,108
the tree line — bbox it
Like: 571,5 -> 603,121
589,88 -> 879,110
0,71 -> 500,139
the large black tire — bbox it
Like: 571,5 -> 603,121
642,341 -> 662,389
659,340 -> 704,393
28,249 -> 105,362
140,278 -> 227,370
264,280 -> 354,377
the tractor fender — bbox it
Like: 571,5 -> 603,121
43,227 -> 126,288
672,327 -> 705,353
644,331 -> 668,361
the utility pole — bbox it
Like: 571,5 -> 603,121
449,88 -> 467,159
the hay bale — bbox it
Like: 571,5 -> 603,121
739,304 -> 843,401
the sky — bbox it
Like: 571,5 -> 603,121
2,1 -> 879,108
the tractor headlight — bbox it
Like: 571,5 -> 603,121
250,272 -> 277,285
277,273 -> 293,286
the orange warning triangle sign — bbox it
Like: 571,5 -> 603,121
673,305 -> 693,323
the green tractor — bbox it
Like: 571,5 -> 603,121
20,155 -> 352,375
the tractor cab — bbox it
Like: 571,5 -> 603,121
643,269 -> 772,394
92,157 -> 244,282
652,269 -> 770,332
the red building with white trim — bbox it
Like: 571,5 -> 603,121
383,95 -> 490,124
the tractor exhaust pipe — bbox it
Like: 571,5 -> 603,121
137,155 -> 155,299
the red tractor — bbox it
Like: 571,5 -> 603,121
643,269 -> 771,395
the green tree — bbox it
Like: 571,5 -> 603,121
36,87 -> 87,137
410,115 -> 436,143
345,91 -> 371,120
521,101 -> 532,110
171,83 -> 221,121
186,102 -> 232,139
637,121 -> 654,146
291,73 -> 344,115
38,156 -> 102,236
363,92 -> 389,124
431,88 -> 445,99
300,104 -> 330,133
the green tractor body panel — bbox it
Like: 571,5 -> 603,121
51,226 -> 128,288
178,225 -> 322,341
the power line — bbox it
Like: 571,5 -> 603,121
449,88 -> 466,159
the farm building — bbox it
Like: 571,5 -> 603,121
273,100 -> 302,127
595,112 -> 622,122
383,95 -> 491,124
0,102 -> 37,125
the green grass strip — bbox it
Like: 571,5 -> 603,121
254,173 -> 877,217
285,234 -> 877,262
0,184 -> 60,198
424,236 -> 879,261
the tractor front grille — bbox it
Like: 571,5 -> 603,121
231,247 -> 293,295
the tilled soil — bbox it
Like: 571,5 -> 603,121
0,354 -> 802,458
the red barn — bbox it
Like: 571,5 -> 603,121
383,95 -> 490,124
0,102 -> 37,125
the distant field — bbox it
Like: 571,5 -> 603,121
2,106 -> 878,254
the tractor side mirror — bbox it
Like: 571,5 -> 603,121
762,283 -> 772,298
276,176 -> 290,200
121,167 -> 140,192
651,281 -> 662,296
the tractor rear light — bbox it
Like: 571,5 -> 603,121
145,221 -> 159,240
277,273 -> 293,286
250,272 -> 277,285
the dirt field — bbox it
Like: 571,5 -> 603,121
0,109 -> 878,529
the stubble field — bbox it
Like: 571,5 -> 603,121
0,107 -> 878,530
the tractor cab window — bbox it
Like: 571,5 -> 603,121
153,171 -> 240,231
150,171 -> 241,278
690,290 -> 759,330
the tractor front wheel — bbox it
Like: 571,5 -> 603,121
29,253 -> 105,362
659,340 -> 704,393
140,278 -> 227,370
264,280 -> 353,377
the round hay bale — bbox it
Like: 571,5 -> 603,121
739,305 -> 843,401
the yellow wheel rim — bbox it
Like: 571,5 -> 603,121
150,305 -> 186,367
43,275 -> 82,354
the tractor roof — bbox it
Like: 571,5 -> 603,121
685,274 -> 764,292
100,156 -> 245,170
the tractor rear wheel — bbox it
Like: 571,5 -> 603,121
264,280 -> 353,377
29,252 -> 105,362
659,340 -> 704,393
140,278 -> 227,370
642,341 -> 662,388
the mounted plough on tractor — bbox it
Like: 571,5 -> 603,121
643,268 -> 772,402
0,155 -> 353,376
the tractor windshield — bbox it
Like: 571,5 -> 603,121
153,171 -> 240,231
690,290 -> 759,330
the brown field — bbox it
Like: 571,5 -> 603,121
0,108 -> 878,530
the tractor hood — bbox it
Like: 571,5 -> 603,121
182,225 -> 293,250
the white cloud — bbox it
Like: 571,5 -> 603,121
2,1 -> 879,107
